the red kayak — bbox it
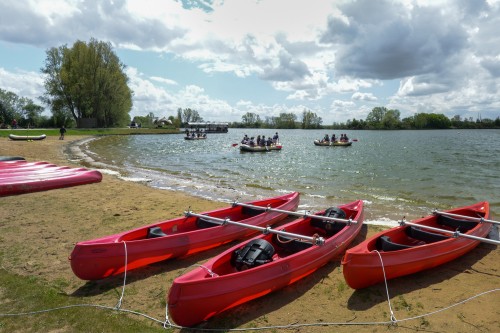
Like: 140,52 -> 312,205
70,192 -> 300,280
342,202 -> 491,289
167,200 -> 364,327
0,161 -> 102,197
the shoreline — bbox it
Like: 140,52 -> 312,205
1,135 -> 499,332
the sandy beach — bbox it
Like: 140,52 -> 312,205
1,135 -> 498,332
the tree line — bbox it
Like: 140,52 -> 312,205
230,107 -> 499,130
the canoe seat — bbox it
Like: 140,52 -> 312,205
231,239 -> 275,270
147,226 -> 167,238
196,216 -> 218,229
406,226 -> 448,243
377,236 -> 413,251
437,215 -> 476,232
241,206 -> 264,217
310,207 -> 347,236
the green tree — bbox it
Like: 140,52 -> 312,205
41,38 -> 133,128
366,107 -> 388,129
301,109 -> 322,129
0,88 -> 45,128
181,108 -> 203,125
275,112 -> 297,129
382,109 -> 401,129
241,112 -> 262,127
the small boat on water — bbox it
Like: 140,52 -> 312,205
168,200 -> 364,327
239,144 -> 282,152
0,160 -> 102,197
69,192 -> 300,280
313,139 -> 352,147
184,135 -> 206,140
342,202 -> 492,289
9,134 -> 47,141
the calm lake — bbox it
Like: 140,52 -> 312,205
79,129 -> 499,225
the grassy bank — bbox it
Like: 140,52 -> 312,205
0,127 -> 179,137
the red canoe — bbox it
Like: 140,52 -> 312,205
0,161 -> 102,197
342,202 -> 491,289
167,200 -> 364,327
69,192 -> 300,280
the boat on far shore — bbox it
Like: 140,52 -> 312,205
9,134 -> 47,141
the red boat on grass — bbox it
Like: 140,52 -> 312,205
69,192 -> 299,280
0,160 -> 102,197
167,200 -> 364,327
342,202 -> 494,289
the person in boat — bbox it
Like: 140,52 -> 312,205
241,134 -> 249,144
266,137 -> 273,146
331,134 -> 337,142
323,134 -> 330,143
273,132 -> 279,144
260,135 -> 267,146
256,135 -> 261,146
249,137 -> 255,146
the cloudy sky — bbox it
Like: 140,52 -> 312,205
1,0 -> 499,124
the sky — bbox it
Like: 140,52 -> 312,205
0,0 -> 499,124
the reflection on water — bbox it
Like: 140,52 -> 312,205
81,129 -> 500,224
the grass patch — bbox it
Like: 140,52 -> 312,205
0,269 -> 171,332
0,127 -> 179,138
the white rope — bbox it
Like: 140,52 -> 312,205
115,241 -> 128,309
374,250 -> 397,323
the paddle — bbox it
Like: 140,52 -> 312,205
399,219 -> 500,246
231,143 -> 238,147
433,210 -> 500,225
232,201 -> 357,224
185,211 -> 325,246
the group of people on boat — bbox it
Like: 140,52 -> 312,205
185,129 -> 207,138
321,133 -> 349,143
241,132 -> 279,147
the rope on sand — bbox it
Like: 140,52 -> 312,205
0,240 -> 498,331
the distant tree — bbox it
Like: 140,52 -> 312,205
301,109 -> 322,129
180,108 -> 203,125
241,112 -> 262,127
366,106 -> 387,129
41,38 -> 133,127
382,109 -> 401,129
275,112 -> 297,129
0,88 -> 45,127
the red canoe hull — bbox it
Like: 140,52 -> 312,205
167,200 -> 364,327
0,161 -> 102,196
341,202 -> 491,289
69,192 -> 300,280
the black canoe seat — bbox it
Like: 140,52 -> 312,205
406,226 -> 448,243
147,226 -> 167,238
437,215 -> 477,232
196,216 -> 219,229
377,235 -> 413,252
310,207 -> 347,236
241,206 -> 264,217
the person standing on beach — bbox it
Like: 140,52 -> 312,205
59,126 -> 66,140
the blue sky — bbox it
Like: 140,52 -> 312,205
1,0 -> 499,124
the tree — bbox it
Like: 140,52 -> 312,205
366,107 -> 388,129
180,108 -> 203,125
41,38 -> 133,128
241,112 -> 262,127
301,109 -> 322,129
0,88 -> 45,128
275,113 -> 297,129
382,109 -> 401,129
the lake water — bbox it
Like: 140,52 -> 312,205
77,129 -> 500,226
